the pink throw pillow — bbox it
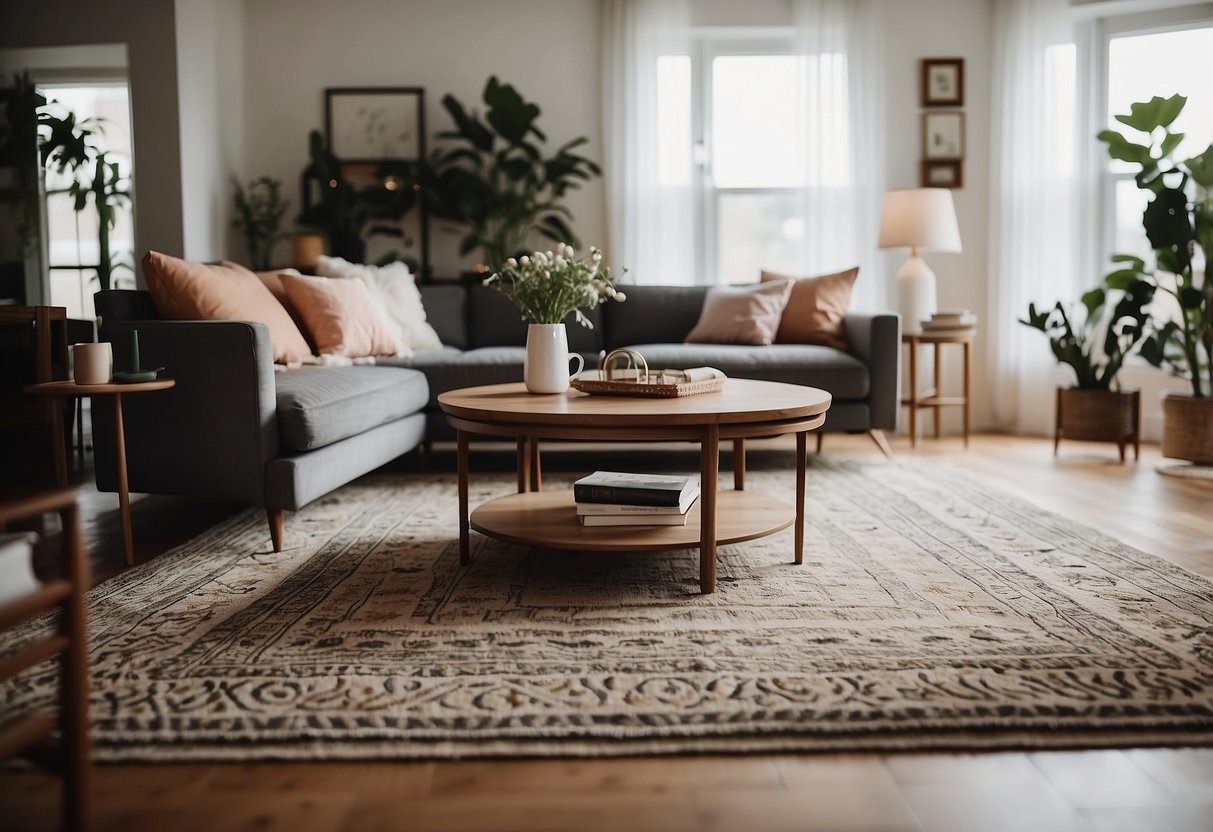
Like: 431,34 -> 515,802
279,274 -> 403,358
142,251 -> 312,364
685,281 -> 794,346
761,267 -> 858,350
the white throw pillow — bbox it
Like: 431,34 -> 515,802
315,256 -> 443,352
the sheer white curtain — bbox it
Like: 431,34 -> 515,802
988,0 -> 1082,433
601,0 -> 693,284
791,0 -> 886,311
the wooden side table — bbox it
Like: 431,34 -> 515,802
25,379 -> 175,566
901,331 -> 973,448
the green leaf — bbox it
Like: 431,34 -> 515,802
1159,132 -> 1185,159
1143,187 -> 1193,251
483,76 -> 541,146
1113,94 -> 1186,133
441,94 -> 494,152
1080,287 -> 1105,317
1105,269 -> 1141,290
1110,253 -> 1146,270
1180,286 -> 1204,309
1098,130 -> 1152,165
1184,146 -> 1213,189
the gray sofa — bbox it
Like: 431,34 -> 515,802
93,284 -> 898,552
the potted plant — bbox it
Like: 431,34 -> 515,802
483,244 -> 624,394
296,130 -> 419,267
232,176 -> 290,270
1020,284 -> 1149,461
426,77 -> 602,273
1098,94 -> 1213,464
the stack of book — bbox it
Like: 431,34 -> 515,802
572,472 -> 700,526
920,309 -> 977,335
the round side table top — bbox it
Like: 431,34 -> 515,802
25,379 -> 176,397
903,331 -> 976,344
437,379 -> 831,427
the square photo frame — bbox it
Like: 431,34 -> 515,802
923,111 -> 965,160
325,87 -> 425,164
921,58 -> 964,107
922,159 -> 963,189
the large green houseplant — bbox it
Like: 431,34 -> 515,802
232,176 -> 290,270
426,77 -> 601,272
1098,94 -> 1213,463
1020,286 -> 1148,459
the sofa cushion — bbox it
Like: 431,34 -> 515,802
274,366 -> 429,451
620,343 -> 870,399
419,285 -> 468,349
142,251 -> 312,364
603,286 -> 709,349
382,347 -> 594,406
686,281 -> 793,346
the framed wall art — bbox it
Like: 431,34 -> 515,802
921,58 -> 964,107
923,111 -> 965,160
921,159 -> 963,189
325,87 -> 425,164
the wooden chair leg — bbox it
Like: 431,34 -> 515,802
815,432 -> 824,454
267,508 -> 284,552
868,429 -> 893,458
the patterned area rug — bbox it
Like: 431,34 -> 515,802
4,459 -> 1213,760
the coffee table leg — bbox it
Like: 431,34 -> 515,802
699,424 -> 719,594
516,437 -> 529,493
732,438 -> 745,491
795,431 -> 807,564
113,393 -> 135,567
457,429 -> 470,565
529,437 -> 542,492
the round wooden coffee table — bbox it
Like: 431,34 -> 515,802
437,379 -> 831,593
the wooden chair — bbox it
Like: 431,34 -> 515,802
0,306 -> 71,489
0,490 -> 91,831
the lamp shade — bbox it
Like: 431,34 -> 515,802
877,188 -> 962,253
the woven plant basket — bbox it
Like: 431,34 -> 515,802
1161,393 -> 1213,465
1054,388 -> 1140,461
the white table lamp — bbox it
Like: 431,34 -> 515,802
878,188 -> 962,334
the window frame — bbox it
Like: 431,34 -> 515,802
1096,6 -> 1213,274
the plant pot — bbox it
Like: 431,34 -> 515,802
1054,387 -> 1140,462
1161,393 -> 1213,464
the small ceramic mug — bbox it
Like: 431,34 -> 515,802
72,342 -> 113,385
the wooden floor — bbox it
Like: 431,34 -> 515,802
2,432 -> 1212,832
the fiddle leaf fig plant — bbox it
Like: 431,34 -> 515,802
1098,94 -> 1213,397
1020,284 -> 1150,390
426,76 -> 602,271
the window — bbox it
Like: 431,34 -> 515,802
39,82 -> 135,319
1104,22 -> 1213,265
658,34 -> 854,285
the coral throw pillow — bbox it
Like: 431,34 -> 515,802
685,281 -> 794,346
279,273 -> 403,358
315,256 -> 443,352
761,267 -> 859,350
142,251 -> 312,364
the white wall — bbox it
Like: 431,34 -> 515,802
176,0 -> 247,262
242,0 -> 605,275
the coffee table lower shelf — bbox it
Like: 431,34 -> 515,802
469,489 -> 794,552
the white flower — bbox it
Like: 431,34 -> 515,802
616,291 -> 627,302
554,255 -> 566,267
506,257 -> 517,268
520,255 -> 530,265
563,244 -> 575,258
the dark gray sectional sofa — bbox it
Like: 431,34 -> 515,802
93,284 -> 898,551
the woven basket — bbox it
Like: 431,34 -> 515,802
1161,393 -> 1213,464
1056,388 -> 1139,443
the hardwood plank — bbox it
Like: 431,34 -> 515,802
1030,750 -> 1178,809
1082,804 -> 1213,832
1125,748 -> 1213,799
176,790 -> 351,832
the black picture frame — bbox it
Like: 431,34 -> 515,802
921,58 -> 964,107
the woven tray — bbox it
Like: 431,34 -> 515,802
570,374 -> 725,398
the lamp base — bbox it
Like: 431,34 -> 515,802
897,256 -> 937,336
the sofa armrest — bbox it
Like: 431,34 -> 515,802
843,312 -> 901,431
92,320 -> 280,506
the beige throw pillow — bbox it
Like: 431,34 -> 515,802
279,274 -> 404,358
142,251 -> 312,364
761,267 -> 858,350
685,281 -> 794,346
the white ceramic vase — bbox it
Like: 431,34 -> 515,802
524,323 -> 584,394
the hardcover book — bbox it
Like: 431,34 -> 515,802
573,472 -> 699,507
